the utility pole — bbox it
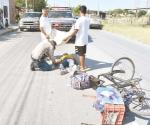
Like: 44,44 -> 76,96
54,0 -> 55,7
135,0 -> 139,18
25,0 -> 28,12
32,0 -> 35,10
146,0 -> 149,8
68,0 -> 71,7
97,0 -> 99,16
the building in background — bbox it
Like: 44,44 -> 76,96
88,10 -> 106,19
0,0 -> 9,28
0,0 -> 16,29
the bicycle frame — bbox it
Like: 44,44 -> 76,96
98,70 -> 142,88
96,57 -> 150,116
97,70 -> 150,116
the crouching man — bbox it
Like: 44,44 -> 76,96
30,40 -> 57,71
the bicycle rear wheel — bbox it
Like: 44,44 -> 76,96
129,96 -> 150,116
111,57 -> 135,84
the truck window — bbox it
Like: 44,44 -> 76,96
48,11 -> 72,18
23,13 -> 41,18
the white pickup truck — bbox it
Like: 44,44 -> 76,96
48,7 -> 76,31
19,12 -> 41,31
48,7 -> 76,43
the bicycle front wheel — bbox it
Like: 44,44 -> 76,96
129,96 -> 150,116
111,57 -> 135,84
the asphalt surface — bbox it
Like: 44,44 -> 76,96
0,30 -> 150,125
89,30 -> 150,90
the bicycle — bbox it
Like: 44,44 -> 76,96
97,57 -> 150,116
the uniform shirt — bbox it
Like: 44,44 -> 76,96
31,40 -> 55,62
74,16 -> 90,46
40,15 -> 52,41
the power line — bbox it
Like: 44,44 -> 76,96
146,0 -> 150,8
25,0 -> 28,12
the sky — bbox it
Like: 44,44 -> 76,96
47,0 -> 150,11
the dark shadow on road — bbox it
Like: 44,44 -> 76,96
147,120 -> 150,125
123,111 -> 136,124
86,58 -> 113,71
21,29 -> 40,32
30,56 -> 113,72
0,31 -> 22,42
81,123 -> 96,125
88,35 -> 94,43
123,111 -> 150,125
0,30 -> 40,42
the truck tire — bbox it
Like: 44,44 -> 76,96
20,28 -> 24,31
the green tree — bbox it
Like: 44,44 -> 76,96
122,9 -> 129,15
137,10 -> 147,17
128,11 -> 135,15
72,5 -> 80,16
34,0 -> 47,12
16,0 -> 47,12
108,9 -> 124,17
113,9 -> 123,15
16,0 -> 25,8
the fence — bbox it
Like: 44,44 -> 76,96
105,16 -> 150,25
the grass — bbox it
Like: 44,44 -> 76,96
103,23 -> 150,45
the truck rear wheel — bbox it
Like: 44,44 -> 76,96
20,28 -> 24,31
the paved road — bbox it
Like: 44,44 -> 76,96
88,30 -> 150,125
89,30 -> 150,89
0,30 -> 149,125
0,31 -> 99,125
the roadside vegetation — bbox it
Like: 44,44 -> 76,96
16,0 -> 46,12
103,23 -> 150,44
103,9 -> 150,44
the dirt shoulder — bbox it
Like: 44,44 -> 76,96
103,23 -> 150,45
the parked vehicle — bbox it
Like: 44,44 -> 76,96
0,9 -> 4,29
74,16 -> 79,20
48,7 -> 76,31
89,15 -> 103,29
0,20 -> 3,29
19,12 -> 42,31
48,7 -> 76,43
